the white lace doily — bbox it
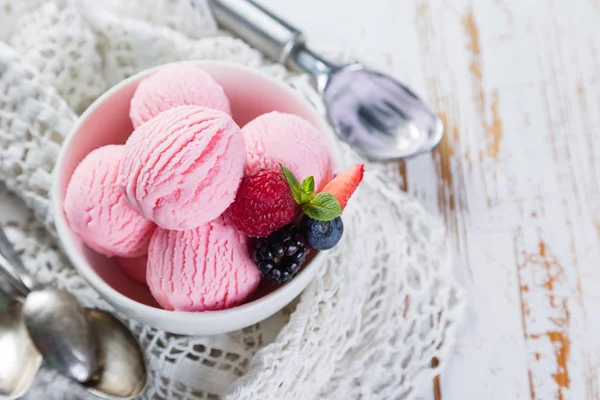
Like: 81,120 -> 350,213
0,1 -> 465,399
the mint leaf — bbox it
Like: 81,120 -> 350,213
300,176 -> 315,204
280,164 -> 302,204
302,176 -> 315,195
303,192 -> 342,221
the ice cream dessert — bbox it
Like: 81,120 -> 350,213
64,62 -> 365,313
130,63 -> 231,128
242,112 -> 333,191
146,218 -> 261,312
63,145 -> 156,258
117,256 -> 148,285
119,105 -> 246,231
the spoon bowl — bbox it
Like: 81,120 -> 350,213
287,47 -> 444,160
85,310 -> 146,400
0,293 -> 42,400
323,66 -> 444,160
23,288 -> 99,383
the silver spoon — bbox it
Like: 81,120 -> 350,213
0,289 -> 41,400
22,287 -> 99,383
209,0 -> 444,161
85,310 -> 147,400
0,231 -> 147,399
0,228 -> 98,383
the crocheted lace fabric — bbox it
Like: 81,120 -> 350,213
0,1 -> 465,398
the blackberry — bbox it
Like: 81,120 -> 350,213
252,224 -> 307,284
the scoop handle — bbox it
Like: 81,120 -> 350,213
209,0 -> 305,63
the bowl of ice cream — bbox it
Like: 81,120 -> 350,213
52,61 -> 363,335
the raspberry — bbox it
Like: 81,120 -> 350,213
229,169 -> 297,237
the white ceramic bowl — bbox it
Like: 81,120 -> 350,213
52,61 -> 340,336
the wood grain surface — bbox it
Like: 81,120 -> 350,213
258,0 -> 600,398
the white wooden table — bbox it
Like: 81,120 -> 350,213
256,0 -> 600,399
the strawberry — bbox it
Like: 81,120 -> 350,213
229,169 -> 297,237
321,164 -> 364,210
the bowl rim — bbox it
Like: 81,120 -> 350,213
51,60 -> 338,324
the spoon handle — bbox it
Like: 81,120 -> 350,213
0,252 -> 31,297
209,0 -> 304,64
0,227 -> 34,295
208,0 -> 339,90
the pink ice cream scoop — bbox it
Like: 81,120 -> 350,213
130,63 -> 231,128
120,105 -> 247,231
117,256 -> 148,285
64,145 -> 156,258
147,218 -> 261,312
242,112 -> 333,190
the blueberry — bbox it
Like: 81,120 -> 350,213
300,216 -> 344,250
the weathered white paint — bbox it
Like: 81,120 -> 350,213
257,0 -> 600,398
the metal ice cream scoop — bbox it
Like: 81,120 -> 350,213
209,0 -> 444,160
